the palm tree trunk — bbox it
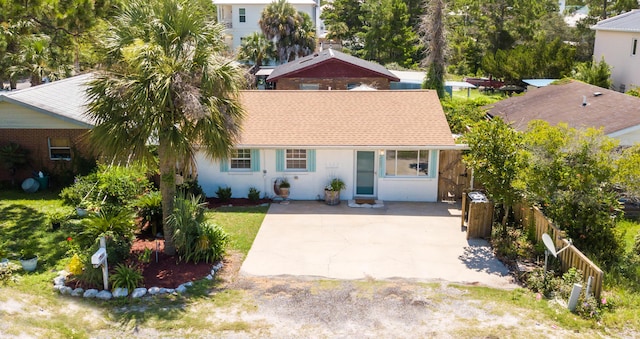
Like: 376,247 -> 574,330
158,141 -> 177,255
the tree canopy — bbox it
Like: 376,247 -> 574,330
259,0 -> 315,63
85,0 -> 245,255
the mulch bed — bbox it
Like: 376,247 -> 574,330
205,197 -> 271,209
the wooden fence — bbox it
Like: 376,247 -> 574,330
514,202 -> 604,299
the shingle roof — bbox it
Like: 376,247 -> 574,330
237,90 -> 455,147
592,9 -> 640,32
267,49 -> 400,82
0,73 -> 94,127
486,80 -> 640,135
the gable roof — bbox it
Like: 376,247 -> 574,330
592,9 -> 640,32
237,90 -> 455,147
267,49 -> 400,82
0,73 -> 94,127
486,80 -> 640,135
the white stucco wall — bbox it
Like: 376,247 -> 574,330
593,30 -> 640,92
195,149 -> 440,202
217,3 -> 316,51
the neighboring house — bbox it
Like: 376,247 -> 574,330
486,80 -> 640,146
0,73 -> 94,184
266,49 -> 400,90
214,0 -> 319,50
592,9 -> 640,92
195,90 -> 460,202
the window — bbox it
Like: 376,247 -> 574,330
49,137 -> 71,160
230,149 -> 251,170
286,149 -> 307,170
384,150 -> 429,176
632,38 -> 638,56
300,83 -> 320,90
239,8 -> 246,23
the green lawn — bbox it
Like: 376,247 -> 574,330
206,206 -> 269,255
617,219 -> 640,252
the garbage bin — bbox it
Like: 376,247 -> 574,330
21,178 -> 40,193
35,175 -> 49,190
462,191 -> 493,239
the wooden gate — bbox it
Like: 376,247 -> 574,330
438,150 -> 471,202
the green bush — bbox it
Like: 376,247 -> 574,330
110,263 -> 143,291
248,187 -> 261,202
634,230 -> 640,256
168,194 -> 228,263
77,254 -> 104,288
216,186 -> 232,202
81,210 -> 135,242
60,164 -> 151,212
133,191 -> 162,235
0,262 -> 21,285
177,178 -> 205,199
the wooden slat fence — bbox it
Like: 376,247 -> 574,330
514,202 -> 604,299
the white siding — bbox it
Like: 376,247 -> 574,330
0,101 -> 84,129
593,30 -> 640,91
196,149 -> 439,202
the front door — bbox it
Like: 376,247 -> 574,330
356,151 -> 376,196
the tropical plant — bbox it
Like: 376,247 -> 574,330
248,187 -> 261,202
110,263 -> 143,291
325,178 -> 346,191
216,186 -> 232,202
238,32 -> 275,74
84,0 -> 245,255
259,0 -> 315,63
133,191 -> 163,236
279,178 -> 290,188
82,209 -> 136,241
77,254 -> 104,287
168,193 -> 228,263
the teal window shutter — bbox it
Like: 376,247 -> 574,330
307,149 -> 316,172
220,158 -> 229,172
251,149 -> 260,172
428,150 -> 438,178
276,149 -> 284,172
379,152 -> 385,178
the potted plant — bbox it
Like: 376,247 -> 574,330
324,178 -> 346,205
19,248 -> 38,272
47,210 -> 69,231
278,178 -> 290,199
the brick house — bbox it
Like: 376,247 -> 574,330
0,74 -> 94,186
266,49 -> 400,90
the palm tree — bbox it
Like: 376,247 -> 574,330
259,0 -> 315,63
238,32 -> 275,74
85,0 -> 245,255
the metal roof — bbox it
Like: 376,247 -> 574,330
0,73 -> 94,127
592,9 -> 640,32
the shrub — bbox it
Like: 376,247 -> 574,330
0,262 -> 21,285
77,254 -> 104,288
525,268 -> 563,298
110,263 -> 143,291
82,210 -> 135,241
133,191 -> 163,235
634,230 -> 640,256
216,186 -> 232,202
168,194 -> 229,263
177,178 -> 205,199
60,164 -> 151,212
67,254 -> 84,276
248,187 -> 261,202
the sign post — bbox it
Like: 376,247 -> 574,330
91,237 -> 109,290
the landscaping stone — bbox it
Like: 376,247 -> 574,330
183,281 -> 193,287
132,288 -> 147,298
148,287 -> 161,295
83,289 -> 99,298
113,288 -> 128,298
165,288 -> 174,294
52,284 -> 63,292
59,286 -> 73,295
53,276 -> 66,286
96,290 -> 112,300
206,274 -> 213,280
176,285 -> 187,294
71,288 -> 84,297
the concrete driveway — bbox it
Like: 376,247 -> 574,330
241,201 -> 518,289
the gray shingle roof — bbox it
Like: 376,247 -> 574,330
267,49 -> 400,82
0,73 -> 94,127
486,80 -> 640,135
592,9 -> 640,32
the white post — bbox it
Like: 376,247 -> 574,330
568,283 -> 582,311
585,276 -> 593,298
99,237 -> 109,291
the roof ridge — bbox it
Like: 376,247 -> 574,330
5,72 -> 92,97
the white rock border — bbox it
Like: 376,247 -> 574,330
53,261 -> 224,300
